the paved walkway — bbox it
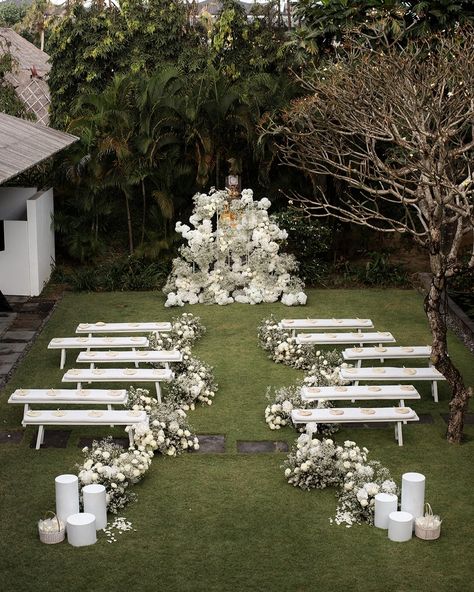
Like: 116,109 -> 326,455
0,295 -> 59,389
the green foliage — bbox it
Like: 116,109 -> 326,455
272,208 -> 333,285
0,1 -> 28,26
0,43 -> 34,119
336,251 -> 409,287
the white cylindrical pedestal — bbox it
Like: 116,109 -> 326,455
374,493 -> 398,529
67,513 -> 97,547
401,472 -> 425,522
388,511 -> 413,542
83,484 -> 107,530
55,474 -> 79,526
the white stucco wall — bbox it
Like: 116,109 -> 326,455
0,187 -> 37,220
0,187 -> 55,296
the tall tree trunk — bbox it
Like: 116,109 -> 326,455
140,180 -> 146,247
124,193 -> 134,254
424,272 -> 472,444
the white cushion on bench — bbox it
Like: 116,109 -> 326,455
280,318 -> 373,331
48,337 -> 149,349
340,367 -> 444,381
342,346 -> 431,361
301,385 -> 421,402
9,388 -> 128,405
76,322 -> 171,334
22,408 -> 147,426
76,350 -> 182,364
296,332 -> 396,345
62,368 -> 173,382
291,406 -> 418,423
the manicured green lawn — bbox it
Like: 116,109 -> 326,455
0,289 -> 473,592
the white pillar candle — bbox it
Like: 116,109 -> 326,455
388,511 -> 413,542
401,472 -> 425,522
66,513 -> 97,547
83,484 -> 107,530
55,474 -> 79,526
374,493 -> 398,529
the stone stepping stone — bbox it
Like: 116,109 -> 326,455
440,413 -> 474,425
237,440 -> 289,453
194,435 -> 225,453
0,430 -> 23,444
2,330 -> 36,342
77,436 -> 130,448
30,429 -> 71,449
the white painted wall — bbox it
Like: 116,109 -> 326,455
0,187 -> 37,220
0,187 -> 55,296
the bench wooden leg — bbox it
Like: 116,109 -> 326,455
357,359 -> 362,369
36,425 -> 44,450
155,382 -> 162,403
128,428 -> 134,447
60,349 -> 66,370
397,422 -> 403,446
432,381 -> 439,403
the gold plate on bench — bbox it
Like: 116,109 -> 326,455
78,389 -> 89,396
104,337 -> 114,343
403,368 -> 417,376
47,389 -> 57,397
128,323 -> 139,327
330,409 -> 344,416
68,369 -> 81,375
345,368 -> 357,373
52,338 -> 63,343
96,322 -> 106,326
92,369 -> 105,375
131,337 -> 142,342
16,389 -> 29,396
373,368 -> 386,374
137,351 -> 149,357
380,332 -> 392,336
285,320 -> 294,324
360,408 -> 376,415
335,386 -> 348,392
88,410 -> 104,417
79,323 -> 89,328
128,410 -> 142,417
334,319 -> 343,324
308,387 -> 320,393
351,333 -> 361,337
375,347 -> 387,353
352,347 -> 363,352
123,369 -> 137,375
106,351 -> 118,357
52,410 -> 67,417
108,390 -> 122,397
27,410 -> 41,417
395,407 -> 410,414
402,347 -> 414,353
153,369 -> 165,376
327,334 -> 337,338
87,352 -> 97,357
78,337 -> 88,342
368,386 -> 381,392
400,385 -> 415,391
298,410 -> 312,417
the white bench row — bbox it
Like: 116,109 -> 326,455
291,407 -> 419,446
48,337 -> 149,369
22,408 -> 148,450
339,367 -> 445,402
62,368 -> 173,402
296,332 -> 396,346
301,384 -> 421,406
76,322 -> 171,336
76,349 -> 182,369
280,318 -> 373,336
8,388 -> 128,411
342,346 -> 432,366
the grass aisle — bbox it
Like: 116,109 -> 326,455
0,290 -> 473,592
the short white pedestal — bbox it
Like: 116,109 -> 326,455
401,472 -> 425,522
67,513 -> 97,547
55,474 -> 80,526
83,484 -> 107,530
374,493 -> 398,529
388,511 -> 413,542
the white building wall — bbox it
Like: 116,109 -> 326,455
0,187 -> 55,296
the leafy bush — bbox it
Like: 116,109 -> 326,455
271,208 -> 333,285
333,251 -> 408,287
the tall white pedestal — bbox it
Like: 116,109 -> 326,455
83,484 -> 107,530
55,474 -> 79,526
374,493 -> 398,529
401,472 -> 425,522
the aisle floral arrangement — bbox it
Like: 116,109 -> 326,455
163,188 -> 307,307
76,313 -> 214,514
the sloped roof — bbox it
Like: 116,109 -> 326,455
0,27 -> 50,75
0,112 -> 78,184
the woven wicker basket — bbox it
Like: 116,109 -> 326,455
415,503 -> 441,540
38,511 -> 65,544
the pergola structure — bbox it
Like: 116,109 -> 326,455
0,113 -> 78,310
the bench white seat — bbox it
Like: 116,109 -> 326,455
76,322 -> 171,335
280,318 -> 373,335
62,368 -> 173,402
21,408 -> 148,449
77,349 -> 182,368
339,366 -> 445,402
291,406 -> 419,446
301,385 -> 421,404
343,346 -> 432,367
296,331 -> 396,346
48,337 -> 149,369
8,388 -> 128,411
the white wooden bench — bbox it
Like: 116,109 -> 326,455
48,337 -> 149,369
339,367 -> 445,402
300,385 -> 421,406
62,368 -> 174,402
296,331 -> 396,347
22,408 -> 148,450
291,407 -> 419,446
8,388 -> 128,413
76,322 -> 172,337
76,349 -> 182,370
280,318 -> 373,337
342,346 -> 432,367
